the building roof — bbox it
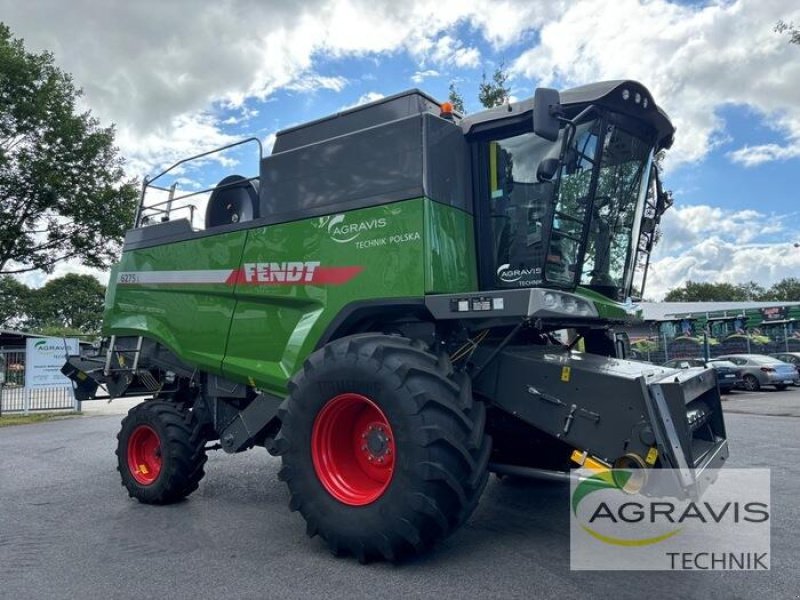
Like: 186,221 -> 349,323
639,301 -> 800,322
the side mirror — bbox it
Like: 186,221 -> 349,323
653,166 -> 673,217
533,88 -> 562,142
536,158 -> 560,182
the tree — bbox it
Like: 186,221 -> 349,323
775,20 -> 800,44
0,23 -> 138,276
27,273 -> 105,333
664,281 -> 748,302
0,274 -> 29,328
448,82 -> 465,114
763,277 -> 800,301
735,281 -> 766,302
478,62 -> 510,109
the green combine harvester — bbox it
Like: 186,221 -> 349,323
64,80 -> 728,561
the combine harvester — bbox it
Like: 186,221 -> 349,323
64,81 -> 728,561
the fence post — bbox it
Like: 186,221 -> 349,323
24,386 -> 30,415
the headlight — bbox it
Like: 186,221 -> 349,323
531,290 -> 598,318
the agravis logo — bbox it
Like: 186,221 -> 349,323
33,339 -> 67,354
326,214 -> 388,243
572,471 -> 682,547
570,468 -> 771,571
496,263 -> 542,284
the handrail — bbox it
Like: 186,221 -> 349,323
146,137 -> 263,187
134,137 -> 263,228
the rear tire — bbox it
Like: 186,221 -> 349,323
742,374 -> 760,392
274,334 -> 491,562
116,400 -> 207,504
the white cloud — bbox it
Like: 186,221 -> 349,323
417,34 -> 481,68
511,0 -> 800,170
411,69 -> 440,83
116,111 -> 243,177
727,143 -> 800,167
645,204 -> 800,299
284,74 -> 349,93
341,91 -> 385,110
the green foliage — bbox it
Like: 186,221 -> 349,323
775,20 -> 800,45
0,273 -> 105,333
478,62 -> 510,109
26,273 -> 105,333
448,82 -> 465,114
0,274 -> 29,327
763,277 -> 800,301
664,278 -> 800,302
0,22 -> 138,276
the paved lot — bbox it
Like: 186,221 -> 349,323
721,385 -> 800,417
1,391 -> 798,600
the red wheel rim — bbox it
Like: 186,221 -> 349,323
127,425 -> 162,485
311,393 -> 395,506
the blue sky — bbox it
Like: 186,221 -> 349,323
3,0 -> 799,298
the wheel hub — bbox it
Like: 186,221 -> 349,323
311,393 -> 395,506
364,425 -> 391,459
127,424 -> 162,485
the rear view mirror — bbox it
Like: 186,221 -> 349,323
536,158 -> 560,182
533,88 -> 562,142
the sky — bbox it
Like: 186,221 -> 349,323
3,0 -> 800,300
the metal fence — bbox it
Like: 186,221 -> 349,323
0,349 -> 78,415
627,329 -> 800,365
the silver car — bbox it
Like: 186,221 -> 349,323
770,352 -> 800,386
717,354 -> 799,391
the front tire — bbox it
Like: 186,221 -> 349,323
116,400 -> 208,504
742,374 -> 760,392
274,334 -> 491,562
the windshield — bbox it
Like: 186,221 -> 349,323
485,113 -> 655,299
577,124 -> 653,299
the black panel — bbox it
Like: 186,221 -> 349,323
260,113 -> 472,222
273,89 -> 441,153
423,114 -> 471,213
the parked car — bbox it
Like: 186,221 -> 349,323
716,354 -> 799,391
662,358 -> 742,393
770,352 -> 800,386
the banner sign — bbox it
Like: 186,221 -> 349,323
24,337 -> 79,389
760,306 -> 787,322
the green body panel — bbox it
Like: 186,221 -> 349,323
103,230 -> 249,375
423,199 -> 477,293
104,198 -> 477,396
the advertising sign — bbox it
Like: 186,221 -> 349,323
24,337 -> 79,389
760,306 -> 787,322
570,468 -> 770,571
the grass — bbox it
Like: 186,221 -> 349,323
0,412 -> 80,427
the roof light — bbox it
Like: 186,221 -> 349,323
635,92 -> 642,104
622,89 -> 630,101
440,101 -> 454,119
642,97 -> 649,108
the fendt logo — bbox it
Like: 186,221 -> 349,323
117,262 -> 364,287
326,214 -> 388,243
243,262 -> 320,283
227,262 -> 363,286
497,263 -> 542,283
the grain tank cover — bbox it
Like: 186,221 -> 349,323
260,89 -> 470,223
272,90 -> 442,153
